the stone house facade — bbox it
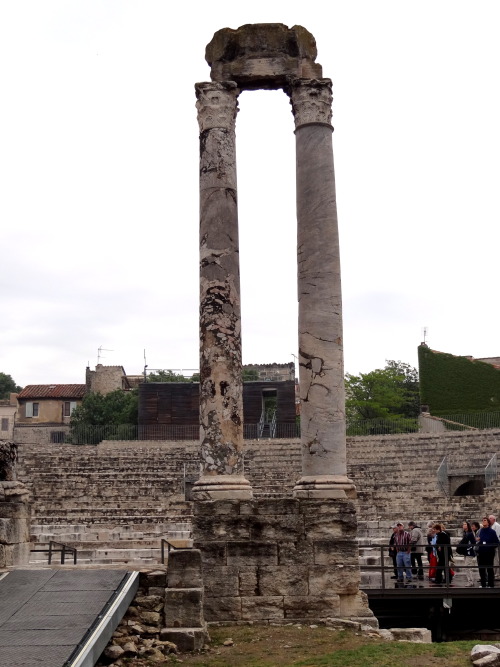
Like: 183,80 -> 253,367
0,394 -> 18,440
15,384 -> 87,425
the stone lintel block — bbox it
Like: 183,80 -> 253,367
277,538 -> 314,566
226,541 -> 278,566
160,627 -> 209,652
0,501 -> 30,520
194,515 -> 252,542
139,569 -> 167,589
308,565 -> 360,596
249,513 -> 304,541
203,596 -> 242,622
284,595 -> 340,619
238,568 -> 258,595
164,589 -> 205,629
313,541 -> 358,566
167,549 -> 203,589
0,517 -> 30,544
203,566 -> 239,597
194,500 -> 241,518
258,566 -> 308,596
196,542 -> 227,566
241,596 -> 284,621
299,498 -> 356,518
206,24 -> 322,91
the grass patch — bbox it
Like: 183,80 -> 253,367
178,626 -> 477,666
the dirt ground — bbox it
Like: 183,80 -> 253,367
174,624 -> 477,667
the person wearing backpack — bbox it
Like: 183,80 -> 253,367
408,521 -> 425,580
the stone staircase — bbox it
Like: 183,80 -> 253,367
15,429 -> 500,567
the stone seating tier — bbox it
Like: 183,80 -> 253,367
15,431 -> 500,565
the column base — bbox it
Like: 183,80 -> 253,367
293,475 -> 356,499
191,474 -> 253,501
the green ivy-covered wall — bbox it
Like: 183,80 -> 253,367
418,345 -> 500,415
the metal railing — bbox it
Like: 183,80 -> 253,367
30,540 -> 77,565
485,454 -> 498,488
437,456 -> 449,495
359,542 -> 499,590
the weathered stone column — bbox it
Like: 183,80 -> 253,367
192,81 -> 252,500
289,79 -> 355,499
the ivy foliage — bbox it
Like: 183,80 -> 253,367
418,345 -> 500,415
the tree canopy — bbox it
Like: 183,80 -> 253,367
0,373 -> 22,400
70,389 -> 138,426
345,360 -> 420,424
147,369 -> 200,383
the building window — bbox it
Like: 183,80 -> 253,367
1,418 -> 8,431
50,431 -> 65,443
63,401 -> 77,417
26,402 -> 39,418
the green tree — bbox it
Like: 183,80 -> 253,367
345,360 -> 420,423
147,369 -> 199,382
71,390 -> 138,426
242,368 -> 259,381
0,373 -> 22,399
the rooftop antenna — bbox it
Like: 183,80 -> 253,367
143,349 -> 148,382
422,327 -> 428,346
97,346 -> 114,364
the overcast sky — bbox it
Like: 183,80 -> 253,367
2,1 -> 500,387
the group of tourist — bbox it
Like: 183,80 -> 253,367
388,515 -> 500,588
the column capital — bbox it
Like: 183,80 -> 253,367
287,78 -> 333,129
195,81 -> 239,133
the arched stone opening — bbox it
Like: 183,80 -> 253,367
453,479 -> 485,496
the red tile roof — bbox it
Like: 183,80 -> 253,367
17,385 -> 87,400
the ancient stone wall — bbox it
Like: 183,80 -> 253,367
13,425 -> 70,445
193,498 -> 373,624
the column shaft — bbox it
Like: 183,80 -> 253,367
193,81 -> 252,500
289,79 -> 355,499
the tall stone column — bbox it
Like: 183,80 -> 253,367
192,81 -> 252,500
289,78 -> 355,499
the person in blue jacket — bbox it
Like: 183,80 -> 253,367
477,516 -> 500,588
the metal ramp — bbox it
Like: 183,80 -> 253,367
0,569 -> 138,667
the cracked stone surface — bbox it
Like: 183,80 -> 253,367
291,79 -> 348,481
196,82 -> 245,481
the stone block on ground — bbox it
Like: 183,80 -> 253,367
160,628 -> 209,652
389,628 -> 432,643
164,589 -> 205,628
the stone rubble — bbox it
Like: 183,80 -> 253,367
471,644 -> 500,666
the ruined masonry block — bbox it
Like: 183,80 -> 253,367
194,515 -> 252,542
197,541 -> 226,566
277,538 -> 314,565
0,517 -> 30,544
258,566 -> 309,597
160,628 -> 209,652
203,596 -> 242,622
167,549 -> 203,589
226,541 -> 278,566
284,595 -> 341,619
308,565 -> 359,596
249,513 -> 304,541
164,589 -> 205,629
241,596 -> 284,621
202,566 -> 239,598
238,568 -> 258,596
313,540 -> 358,566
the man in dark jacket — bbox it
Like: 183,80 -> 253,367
433,523 -> 452,585
478,516 -> 500,588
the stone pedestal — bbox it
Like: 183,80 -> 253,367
193,498 -> 376,626
161,549 -> 210,652
0,482 -> 31,568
